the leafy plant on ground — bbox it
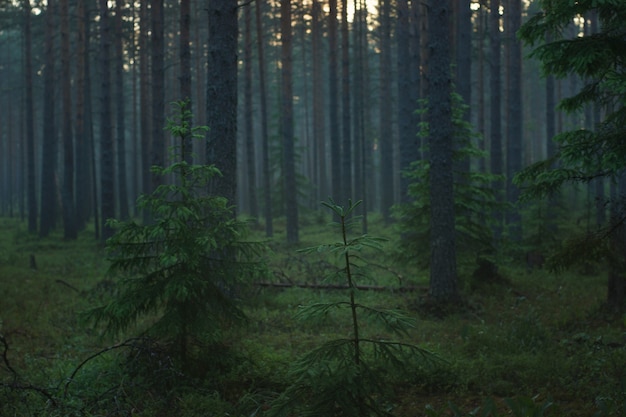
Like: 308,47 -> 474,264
86,100 -> 267,369
269,199 -> 441,417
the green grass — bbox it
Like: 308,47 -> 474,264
1,215 -> 625,416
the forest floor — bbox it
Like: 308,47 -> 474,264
0,214 -> 624,416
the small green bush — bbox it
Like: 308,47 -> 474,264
269,199 -> 442,417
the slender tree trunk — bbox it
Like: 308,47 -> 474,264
477,0 -> 486,172
589,12 -> 605,227
329,0 -> 341,202
75,0 -> 89,231
397,0 -> 416,203
60,0 -> 77,239
151,0 -> 165,196
243,3 -> 258,220
180,0 -> 192,163
608,175 -> 626,312
312,0 -> 326,205
379,0 -> 393,222
206,0 -> 238,206
428,0 -> 458,303
99,0 -> 115,241
40,0 -> 58,238
489,0 -> 503,237
281,0 -> 298,243
455,0 -> 472,174
84,0 -> 99,238
23,0 -> 37,234
255,0 -> 273,236
505,0 -> 522,240
139,0 -> 151,223
115,0 -> 129,220
409,0 -> 422,158
353,1 -> 367,229
341,0 -> 352,202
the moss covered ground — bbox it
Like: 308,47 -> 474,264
0,215 -> 624,416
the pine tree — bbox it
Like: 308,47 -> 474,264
88,101 -> 267,367
396,93 -> 505,272
516,0 -> 626,311
269,199 -> 439,417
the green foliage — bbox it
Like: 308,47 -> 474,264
516,1 -> 626,282
394,93 -> 505,270
86,101 -> 267,365
269,199 -> 441,417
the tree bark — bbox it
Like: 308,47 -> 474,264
243,3 -> 258,220
379,0 -> 393,222
281,0 -> 298,243
23,0 -> 37,234
206,0 -> 238,206
312,0 -> 326,205
151,0 -> 165,196
99,0 -> 115,242
255,0 -> 273,236
139,0 -> 151,224
115,0 -> 129,220
180,0 -> 192,164
329,0 -> 341,203
60,0 -> 77,239
397,0 -> 416,203
40,0 -> 58,238
505,0 -> 522,240
427,0 -> 459,303
490,0 -> 503,237
341,0 -> 352,202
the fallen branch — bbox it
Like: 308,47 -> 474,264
64,337 -> 149,397
255,282 -> 426,293
0,333 -> 57,406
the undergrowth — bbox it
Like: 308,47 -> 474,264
1,211 -> 625,416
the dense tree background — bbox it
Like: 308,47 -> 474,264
0,0 -> 620,302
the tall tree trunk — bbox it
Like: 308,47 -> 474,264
409,0 -> 422,160
180,0 -> 192,163
243,3 -> 258,219
99,0 -> 115,241
75,0 -> 89,231
455,0 -> 472,174
23,0 -> 37,234
477,0 -> 486,172
206,0 -> 238,206
353,1 -> 367,229
608,175 -> 626,312
151,0 -> 165,196
281,0 -> 298,243
60,0 -> 77,239
341,0 -> 352,202
329,0 -> 341,203
40,0 -> 58,238
312,0 -> 326,205
397,0 -> 416,203
489,0 -> 503,237
255,0 -> 272,236
428,0 -> 458,303
115,0 -> 129,220
589,12 -> 605,228
505,0 -> 522,240
379,0 -> 393,222
85,0 -> 99,238
139,0 -> 151,223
